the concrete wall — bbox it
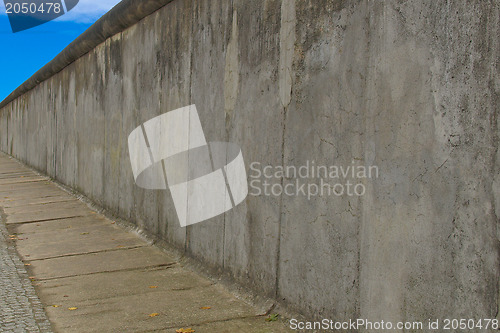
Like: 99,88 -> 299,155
1,0 -> 499,327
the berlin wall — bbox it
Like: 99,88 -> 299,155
0,0 -> 498,327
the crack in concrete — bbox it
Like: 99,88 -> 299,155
31,262 -> 178,282
5,215 -> 89,225
23,244 -> 150,262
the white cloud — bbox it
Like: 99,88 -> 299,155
56,0 -> 123,23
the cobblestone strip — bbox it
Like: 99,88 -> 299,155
0,209 -> 53,333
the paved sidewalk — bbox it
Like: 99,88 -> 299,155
0,154 -> 290,333
0,211 -> 52,332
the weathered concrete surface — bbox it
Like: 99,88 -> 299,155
0,0 -> 499,328
0,154 -> 290,332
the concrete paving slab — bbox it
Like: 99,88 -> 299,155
0,165 -> 31,172
0,171 -> 36,178
6,209 -> 94,225
0,181 -> 50,188
13,216 -> 111,234
0,189 -> 73,202
14,221 -> 136,241
27,247 -> 177,280
0,189 -> 65,197
4,201 -> 90,215
0,180 -> 56,188
1,196 -> 76,208
34,266 -> 213,304
12,224 -> 148,260
0,178 -> 46,186
43,284 -> 257,333
0,187 -> 63,196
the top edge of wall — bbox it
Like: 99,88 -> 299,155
0,0 -> 175,110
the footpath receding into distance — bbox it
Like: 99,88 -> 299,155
0,153 -> 290,332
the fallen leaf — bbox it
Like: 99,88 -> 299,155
149,286 -> 158,289
148,313 -> 159,318
52,305 -> 60,308
176,329 -> 195,333
116,245 -> 124,248
266,314 -> 280,322
63,295 -> 69,298
68,307 -> 78,311
200,307 -> 211,310
80,232 -> 89,235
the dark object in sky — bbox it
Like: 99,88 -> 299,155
64,0 -> 78,11
4,0 -> 80,33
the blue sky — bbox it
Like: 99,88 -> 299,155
0,0 -> 122,101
